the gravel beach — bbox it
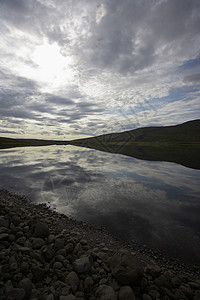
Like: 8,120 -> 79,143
0,189 -> 200,300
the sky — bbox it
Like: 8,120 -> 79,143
0,0 -> 200,140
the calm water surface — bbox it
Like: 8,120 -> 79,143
0,145 -> 200,265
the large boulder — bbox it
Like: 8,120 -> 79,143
110,250 -> 143,286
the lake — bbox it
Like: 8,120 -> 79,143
0,145 -> 200,266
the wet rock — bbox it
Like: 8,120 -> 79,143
110,250 -> 143,285
66,271 -> 79,293
95,284 -> 117,300
73,256 -> 91,274
34,222 -> 49,239
118,286 -> 136,300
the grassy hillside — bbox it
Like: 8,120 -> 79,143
69,119 -> 200,169
70,119 -> 200,146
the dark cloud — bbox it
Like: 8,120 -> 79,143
183,73 -> 200,83
46,95 -> 75,106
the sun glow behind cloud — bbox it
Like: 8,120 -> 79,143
32,42 -> 75,90
0,0 -> 200,139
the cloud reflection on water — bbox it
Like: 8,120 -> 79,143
0,145 -> 200,265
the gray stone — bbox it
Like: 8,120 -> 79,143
146,264 -> 161,279
62,285 -> 70,295
118,286 -> 136,300
53,261 -> 63,269
34,222 -> 49,239
16,236 -> 26,245
0,226 -> 8,234
32,237 -> 45,249
20,262 -> 29,273
65,243 -> 74,254
48,234 -> 55,243
189,281 -> 200,289
65,271 -> 79,293
19,278 -> 33,298
9,234 -> 15,241
179,284 -> 193,299
0,216 -> 9,228
148,289 -> 160,298
7,288 -> 25,300
55,238 -> 65,251
31,266 -> 46,282
46,293 -> 55,300
60,295 -> 76,300
73,243 -> 82,254
0,233 -> 9,240
174,289 -> 187,299
42,245 -> 55,262
84,276 -> 94,290
142,294 -> 152,300
73,256 -> 91,274
15,245 -> 31,253
11,216 -> 21,226
194,294 -> 200,300
171,276 -> 182,288
99,278 -> 108,285
57,249 -> 67,256
154,274 -> 171,289
95,285 -> 117,300
55,254 -> 65,262
110,250 -> 143,285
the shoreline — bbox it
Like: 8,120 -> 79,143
1,189 -> 199,275
0,189 -> 200,299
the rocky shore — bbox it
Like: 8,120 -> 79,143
0,189 -> 200,300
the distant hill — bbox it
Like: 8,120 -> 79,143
70,119 -> 200,145
69,119 -> 200,169
0,137 -> 69,149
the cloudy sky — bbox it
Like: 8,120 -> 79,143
0,0 -> 200,140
